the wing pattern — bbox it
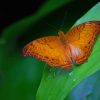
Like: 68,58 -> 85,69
23,21 -> 100,69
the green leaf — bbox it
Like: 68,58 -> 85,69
0,1 -> 72,100
36,2 -> 100,100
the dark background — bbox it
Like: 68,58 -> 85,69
1,0 -> 99,31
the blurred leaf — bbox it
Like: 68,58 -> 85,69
0,1 -> 72,100
0,53 -> 44,100
1,0 -> 71,43
36,2 -> 100,100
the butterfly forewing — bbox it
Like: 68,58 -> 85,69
23,36 -> 72,68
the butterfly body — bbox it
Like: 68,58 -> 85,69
23,21 -> 100,69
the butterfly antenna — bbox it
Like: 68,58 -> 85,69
43,20 -> 59,32
59,11 -> 68,31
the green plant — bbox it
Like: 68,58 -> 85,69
36,2 -> 100,100
0,1 -> 100,100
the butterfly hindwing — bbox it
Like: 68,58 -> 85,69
65,21 -> 100,64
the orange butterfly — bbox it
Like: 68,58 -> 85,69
23,21 -> 100,69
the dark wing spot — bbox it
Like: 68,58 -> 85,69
88,41 -> 90,44
45,56 -> 49,59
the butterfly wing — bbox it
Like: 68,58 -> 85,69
65,21 -> 100,64
23,36 -> 72,68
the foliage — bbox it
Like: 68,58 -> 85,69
0,1 -> 100,100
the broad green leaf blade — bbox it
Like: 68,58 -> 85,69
0,1 -> 71,100
74,2 -> 100,25
36,2 -> 100,100
1,0 -> 71,43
